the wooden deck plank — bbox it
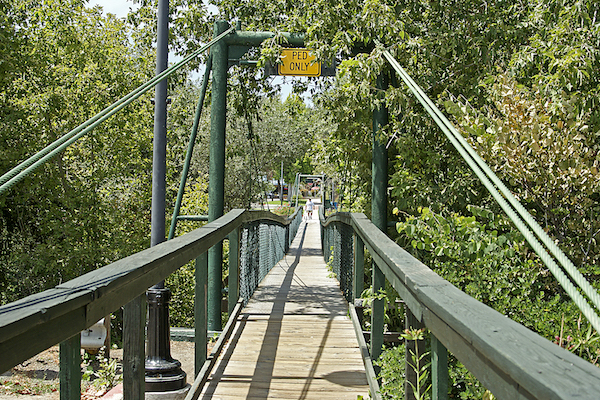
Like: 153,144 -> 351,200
199,217 -> 369,400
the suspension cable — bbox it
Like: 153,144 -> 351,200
377,43 -> 600,332
168,55 -> 213,240
0,25 -> 235,196
249,137 -> 269,211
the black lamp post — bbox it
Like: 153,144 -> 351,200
146,0 -> 186,392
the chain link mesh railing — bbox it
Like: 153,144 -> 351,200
239,210 -> 303,304
321,212 -> 354,303
288,209 -> 302,248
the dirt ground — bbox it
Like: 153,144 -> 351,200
0,341 -> 197,400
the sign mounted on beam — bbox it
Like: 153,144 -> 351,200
278,48 -> 321,77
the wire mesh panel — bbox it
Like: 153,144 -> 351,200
238,210 -> 303,305
289,209 -> 302,247
258,223 -> 270,282
338,222 -> 354,301
322,218 -> 354,303
240,221 -> 260,303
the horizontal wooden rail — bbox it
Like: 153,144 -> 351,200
0,207 -> 301,374
243,207 -> 302,225
319,210 -> 352,227
349,303 -> 382,400
323,212 -> 600,400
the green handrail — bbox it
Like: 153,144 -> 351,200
320,211 -> 600,400
0,208 -> 303,395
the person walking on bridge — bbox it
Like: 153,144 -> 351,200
306,198 -> 314,220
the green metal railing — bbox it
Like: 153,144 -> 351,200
320,212 -> 354,302
239,209 -> 303,304
320,211 -> 600,400
0,208 -> 302,400
168,54 -> 213,241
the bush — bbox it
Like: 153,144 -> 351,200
376,344 -> 405,400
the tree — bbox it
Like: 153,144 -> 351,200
183,92 -> 316,210
443,0 -> 600,271
0,0 -> 155,302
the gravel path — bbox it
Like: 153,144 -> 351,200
1,341 -> 196,400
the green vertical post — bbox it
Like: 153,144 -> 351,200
123,295 -> 146,400
195,252 -> 208,377
208,20 -> 229,331
228,227 -> 240,314
370,73 -> 389,363
353,234 -> 364,301
59,334 -> 81,400
431,334 -> 449,400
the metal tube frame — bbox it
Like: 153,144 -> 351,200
207,20 -> 230,331
370,73 -> 389,364
168,55 -> 213,240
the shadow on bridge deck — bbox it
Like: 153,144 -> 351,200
200,217 -> 369,399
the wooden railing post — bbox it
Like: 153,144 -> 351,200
123,295 -> 146,400
323,224 -> 328,262
59,334 -> 81,400
353,234 -> 364,301
195,252 -> 208,377
431,334 -> 449,400
285,220 -> 291,251
228,228 -> 240,315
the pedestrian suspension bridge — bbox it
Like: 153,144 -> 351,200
2,21 -> 600,400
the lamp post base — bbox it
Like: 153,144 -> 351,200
145,363 -> 187,392
146,383 -> 191,400
145,288 -> 187,392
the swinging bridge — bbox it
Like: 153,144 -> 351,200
2,19 -> 600,400
196,213 -> 369,400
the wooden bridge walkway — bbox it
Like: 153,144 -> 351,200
199,214 -> 369,399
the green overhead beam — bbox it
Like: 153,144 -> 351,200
224,31 -> 305,47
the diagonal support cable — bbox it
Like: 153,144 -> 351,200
168,55 -> 213,241
378,44 -> 600,333
0,25 -> 235,196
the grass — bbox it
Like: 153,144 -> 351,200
257,198 -> 308,209
265,200 -> 304,206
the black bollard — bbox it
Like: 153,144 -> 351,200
145,287 -> 187,392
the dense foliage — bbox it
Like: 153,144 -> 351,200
0,0 -> 155,302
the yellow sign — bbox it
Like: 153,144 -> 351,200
278,48 -> 321,77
